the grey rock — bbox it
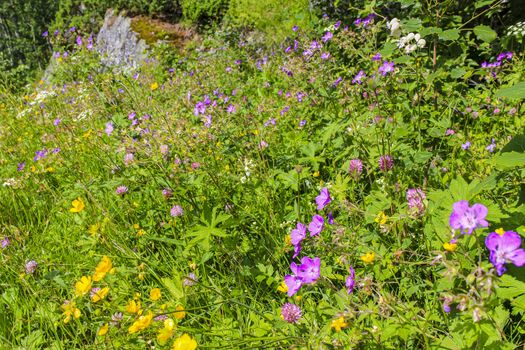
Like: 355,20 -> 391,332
96,9 -> 148,70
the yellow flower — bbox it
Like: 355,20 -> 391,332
277,281 -> 288,293
128,311 -> 154,334
98,324 -> 109,336
284,235 -> 292,246
61,301 -> 81,324
91,287 -> 110,303
150,288 -> 162,301
313,171 -> 320,177
375,211 -> 388,225
150,82 -> 159,91
172,334 -> 197,350
70,197 -> 85,213
330,316 -> 348,332
88,223 -> 100,236
157,319 -> 175,344
126,300 -> 141,314
75,276 -> 92,296
93,256 -> 113,281
360,252 -> 375,264
443,242 -> 457,252
174,305 -> 186,320
495,228 -> 505,236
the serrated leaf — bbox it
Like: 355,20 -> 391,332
493,151 -> 525,169
495,81 -> 525,100
439,29 -> 460,41
473,25 -> 497,42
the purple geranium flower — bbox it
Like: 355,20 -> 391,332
486,231 -> 525,276
449,200 -> 488,235
315,188 -> 331,211
296,256 -> 321,284
322,31 -> 333,43
352,70 -> 366,84
378,61 -> 395,76
308,215 -> 324,236
345,266 -> 355,294
290,223 -> 306,246
284,274 -> 303,297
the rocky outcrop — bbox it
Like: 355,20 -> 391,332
96,9 -> 148,69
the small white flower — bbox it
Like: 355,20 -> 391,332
406,32 -> 415,41
387,18 -> 401,38
417,38 -> 426,48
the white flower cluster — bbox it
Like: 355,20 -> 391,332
387,18 -> 401,38
397,33 -> 426,54
506,22 -> 525,38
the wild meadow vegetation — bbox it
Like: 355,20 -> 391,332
1,0 -> 525,348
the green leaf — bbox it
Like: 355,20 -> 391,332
495,81 -> 525,100
450,68 -> 467,79
162,276 -> 184,300
493,152 -> 525,169
439,29 -> 460,41
473,25 -> 497,42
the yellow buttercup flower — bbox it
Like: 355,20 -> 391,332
62,301 -> 81,323
330,316 -> 348,332
172,334 -> 197,350
174,305 -> 186,320
150,82 -> 159,91
375,211 -> 388,225
284,235 -> 292,246
277,281 -> 288,293
313,171 -> 320,177
150,288 -> 162,301
70,197 -> 85,213
98,324 -> 109,336
88,223 -> 100,236
157,319 -> 175,344
126,300 -> 141,314
128,311 -> 154,334
91,287 -> 110,302
443,242 -> 457,252
360,252 -> 375,264
93,256 -> 113,281
495,228 -> 505,236
75,276 -> 92,296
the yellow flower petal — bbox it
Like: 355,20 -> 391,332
172,334 -> 197,350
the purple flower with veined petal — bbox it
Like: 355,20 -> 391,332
372,53 -> 381,61
308,215 -> 324,236
292,25 -> 298,32
378,61 -> 395,76
345,266 -> 355,294
321,52 -> 331,60
352,70 -> 366,84
333,77 -> 343,87
486,138 -> 496,153
322,31 -> 333,43
328,212 -> 334,225
292,243 -> 301,259
486,231 -> 525,276
54,118 -> 61,126
296,256 -> 321,284
449,200 -> 488,235
105,122 -> 114,136
315,188 -> 331,211
17,162 -> 25,171
290,223 -> 306,246
1,237 -> 9,249
284,273 -> 302,296
76,35 -> 82,46
42,31 -> 48,37
462,141 -> 471,150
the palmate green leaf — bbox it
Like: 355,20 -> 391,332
495,81 -> 525,100
493,151 -> 525,169
439,29 -> 460,41
162,276 -> 184,300
473,25 -> 497,42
